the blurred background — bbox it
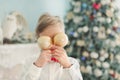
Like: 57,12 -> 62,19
0,0 -> 120,80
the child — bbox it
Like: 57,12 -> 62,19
25,13 -> 83,80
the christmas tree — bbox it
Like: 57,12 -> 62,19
64,0 -> 120,80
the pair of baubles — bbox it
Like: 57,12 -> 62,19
37,32 -> 68,49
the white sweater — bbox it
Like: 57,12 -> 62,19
24,57 -> 83,80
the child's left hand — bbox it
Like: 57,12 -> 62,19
51,45 -> 72,68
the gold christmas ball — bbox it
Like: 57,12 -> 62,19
54,33 -> 68,47
37,36 -> 52,49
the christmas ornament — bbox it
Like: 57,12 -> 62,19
115,34 -> 120,45
102,62 -> 110,68
106,18 -> 112,23
66,12 -> 74,20
106,10 -> 113,17
96,12 -> 102,17
81,56 -> 86,61
90,52 -> 99,59
115,54 -> 120,63
95,60 -> 102,67
73,7 -> 80,13
92,3 -> 101,10
74,1 -> 81,7
94,68 -> 103,77
73,16 -> 82,24
97,17 -> 105,22
78,27 -> 83,33
99,56 -> 105,61
83,26 -> 89,33
37,36 -> 52,49
73,32 -> 78,38
93,26 -> 99,32
98,27 -> 106,39
54,32 -> 68,47
83,51 -> 89,57
113,21 -> 119,27
82,3 -> 87,9
112,26 -> 117,31
86,66 -> 92,74
76,40 -> 85,46
101,0 -> 111,5
90,15 -> 94,20
80,65 -> 86,73
73,1 -> 81,13
107,29 -> 112,34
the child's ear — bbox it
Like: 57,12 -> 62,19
37,36 -> 52,49
53,32 -> 68,47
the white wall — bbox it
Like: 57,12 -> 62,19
0,0 -> 69,31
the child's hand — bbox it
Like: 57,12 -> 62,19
34,50 -> 52,67
51,46 -> 72,68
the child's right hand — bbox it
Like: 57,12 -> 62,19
34,50 -> 52,67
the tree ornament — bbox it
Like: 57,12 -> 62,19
115,34 -> 120,45
107,29 -> 112,34
106,18 -> 112,23
98,27 -> 106,39
86,66 -> 92,74
115,54 -> 120,63
97,17 -> 105,22
101,0 -> 111,5
83,51 -> 89,57
76,40 -> 85,46
78,27 -> 83,33
94,68 -> 103,77
93,26 -> 99,32
74,1 -> 81,7
80,65 -> 86,73
81,56 -> 86,61
97,12 -> 102,17
83,26 -> 89,33
66,12 -> 74,20
82,3 -> 87,9
90,15 -> 94,20
92,3 -> 101,10
73,7 -> 80,13
106,10 -> 113,17
73,32 -> 79,38
102,62 -> 110,68
73,16 -> 82,24
95,60 -> 102,67
112,26 -> 117,31
99,56 -> 105,61
113,21 -> 119,27
86,11 -> 91,16
90,52 -> 99,59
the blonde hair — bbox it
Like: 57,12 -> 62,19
36,13 -> 64,38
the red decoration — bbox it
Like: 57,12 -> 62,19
92,3 -> 101,10
110,72 -> 116,78
112,26 -> 117,31
50,48 -> 59,62
51,57 -> 59,62
90,15 -> 94,20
